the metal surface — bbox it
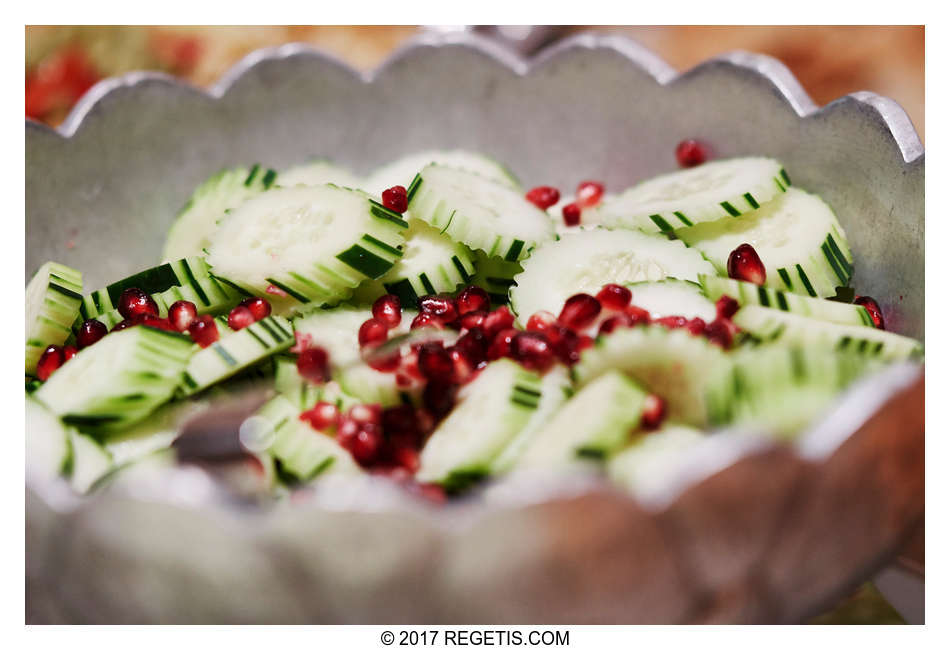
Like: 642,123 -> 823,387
25,31 -> 924,623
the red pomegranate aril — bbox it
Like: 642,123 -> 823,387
704,318 -> 734,349
558,293 -> 602,330
239,297 -> 271,321
117,287 -> 159,319
299,401 -> 340,431
598,313 -> 634,335
727,243 -> 767,286
168,300 -> 198,332
358,318 -> 389,347
526,310 -> 557,333
525,185 -> 561,210
349,403 -> 383,426
393,446 -> 420,473
458,309 -> 487,331
290,331 -> 313,353
562,202 -> 582,227
655,315 -> 688,330
576,180 -> 605,208
111,319 -> 137,332
265,284 -> 288,298
382,404 -> 419,439
76,318 -> 108,348
367,348 -> 401,372
410,312 -> 445,330
482,306 -> 515,338
596,284 -> 632,311
626,304 -> 652,325
227,305 -> 255,330
423,381 -> 457,417
455,285 -> 490,315
297,347 -> 331,383
449,348 -> 477,383
36,345 -> 65,381
641,394 -> 667,430
715,295 -> 740,320
855,295 -> 886,330
418,294 -> 458,324
62,345 -> 78,361
140,314 -> 176,332
381,185 -> 409,214
372,294 -> 402,329
511,331 -> 556,372
350,426 -> 383,465
188,315 -> 219,348
547,324 -> 583,365
454,328 -> 488,366
675,139 -> 707,168
486,327 -> 519,361
336,418 -> 361,446
418,343 -> 455,382
686,317 -> 707,336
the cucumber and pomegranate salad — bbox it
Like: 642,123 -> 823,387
25,147 -> 922,504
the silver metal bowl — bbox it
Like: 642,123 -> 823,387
25,31 -> 924,623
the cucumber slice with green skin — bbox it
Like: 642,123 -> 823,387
255,395 -> 358,481
274,356 -> 358,412
26,261 -> 83,374
206,185 -> 408,312
407,164 -> 554,263
677,188 -> 853,299
104,402 -> 205,466
365,150 -> 520,196
572,325 -> 730,427
733,305 -> 923,362
417,359 -> 542,488
163,165 -> 278,262
34,326 -> 194,435
180,315 -> 294,395
509,228 -> 716,322
699,275 -> 874,328
596,157 -> 789,233
607,425 -> 705,500
26,396 -> 73,481
276,159 -> 363,190
515,371 -> 648,470
68,430 -> 113,493
627,279 -> 716,321
470,249 -> 523,307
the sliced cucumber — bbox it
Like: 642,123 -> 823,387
180,315 -> 294,395
35,326 -> 194,434
407,164 -> 553,262
277,159 -> 362,189
677,188 -> 853,298
627,279 -> 716,321
470,249 -> 523,307
274,356 -> 358,412
597,157 -> 788,233
104,401 -> 205,465
699,275 -> 874,327
26,261 -> 83,374
365,150 -> 520,196
509,228 -> 716,321
607,425 -> 706,500
572,325 -> 730,427
733,305 -> 923,362
515,371 -> 648,470
68,430 -> 113,493
206,185 -> 408,312
416,359 -> 543,488
26,396 -> 73,481
163,165 -> 277,261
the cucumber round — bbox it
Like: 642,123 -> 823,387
26,261 -> 83,374
627,279 -> 716,321
509,228 -> 716,322
597,157 -> 789,233
407,164 -> 554,262
365,150 -> 520,196
206,185 -> 408,312
277,159 -> 362,190
470,249 -> 523,307
677,187 -> 853,298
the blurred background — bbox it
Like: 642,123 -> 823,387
24,24 -> 923,624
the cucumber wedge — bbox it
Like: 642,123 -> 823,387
26,396 -> 73,481
407,164 -> 553,262
627,279 -> 716,321
733,305 -> 923,362
677,188 -> 853,298
68,430 -> 113,493
597,157 -> 789,233
206,185 -> 408,312
607,425 -> 706,500
277,159 -> 362,190
26,261 -> 83,374
471,249 -> 523,307
365,150 -> 520,196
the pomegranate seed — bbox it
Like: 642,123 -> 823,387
715,295 -> 740,320
486,327 -> 519,361
510,331 -> 556,372
140,314 -> 176,332
299,401 -> 341,431
558,293 -> 602,330
526,310 -> 557,333
349,404 -> 383,426
188,315 -> 219,348
655,315 -> 688,330
117,287 -> 159,319
449,348 -> 476,383
598,313 -> 634,335
640,394 -> 667,430
596,284 -> 632,311
358,318 -> 389,347
562,202 -> 582,227
423,382 -> 457,417
398,349 -> 425,382
36,345 -> 65,381
418,343 -> 454,382
227,305 -> 255,330
626,305 -> 652,325
410,312 -> 445,330
482,306 -> 515,338
62,345 -> 78,361
367,347 -> 401,372
675,139 -> 707,168
458,309 -> 487,331
111,318 -> 137,332
382,185 -> 408,214
576,180 -> 605,208
456,285 -> 490,315
168,300 -> 198,332
727,243 -> 767,286
454,329 -> 488,366
686,317 -> 707,336
393,447 -> 420,473
547,324 -> 583,365
704,318 -> 735,349
265,284 -> 288,297
525,185 -> 561,210
297,347 -> 331,383
418,294 -> 458,324
382,405 -> 419,440
290,331 -> 313,353
239,297 -> 271,321
372,294 -> 402,329
350,426 -> 383,465
855,295 -> 886,330
76,319 -> 107,348
336,418 -> 361,446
